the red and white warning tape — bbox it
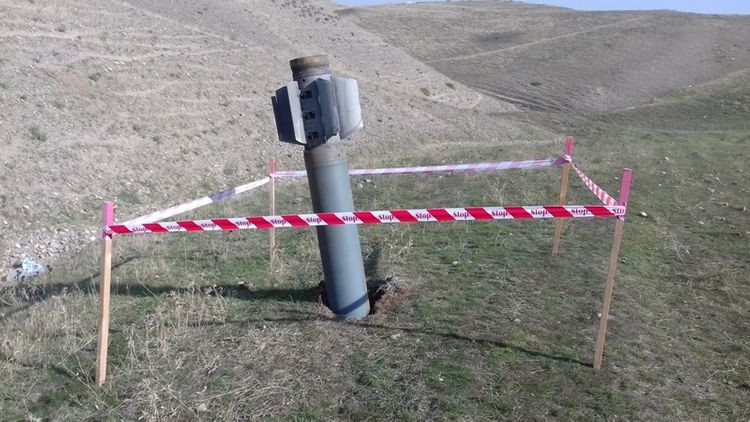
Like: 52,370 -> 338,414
271,157 -> 567,179
118,157 -> 565,225
120,155 -> 618,233
122,177 -> 270,225
570,163 -> 618,206
105,204 -> 626,237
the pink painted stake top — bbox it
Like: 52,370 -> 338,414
269,157 -> 276,175
564,136 -> 574,157
618,168 -> 632,206
102,202 -> 114,226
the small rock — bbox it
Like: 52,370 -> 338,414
513,318 -> 521,323
699,221 -> 705,225
664,156 -> 670,161
196,403 -> 208,412
451,261 -> 459,266
639,211 -> 648,218
6,258 -> 46,284
390,333 -> 401,340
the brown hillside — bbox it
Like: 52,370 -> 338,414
343,1 -> 750,114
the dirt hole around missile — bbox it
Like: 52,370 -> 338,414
317,276 -> 401,316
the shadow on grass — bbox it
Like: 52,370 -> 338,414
285,313 -> 591,368
370,321 -> 592,367
0,349 -> 83,385
1,257 -> 138,324
62,278 -> 318,304
1,255 -> 317,327
0,302 -> 34,324
15,253 -> 398,307
189,310 -> 592,368
8,255 -> 590,368
1,256 -> 140,309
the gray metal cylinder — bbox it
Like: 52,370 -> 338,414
292,55 -> 370,318
304,143 -> 370,318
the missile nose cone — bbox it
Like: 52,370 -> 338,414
290,55 -> 330,81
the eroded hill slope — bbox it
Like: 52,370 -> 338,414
0,0 -> 522,267
344,1 -> 750,114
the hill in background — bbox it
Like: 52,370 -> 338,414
343,1 -> 750,130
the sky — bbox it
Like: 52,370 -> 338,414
336,0 -> 750,15
517,0 -> 750,15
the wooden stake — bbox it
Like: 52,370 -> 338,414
95,202 -> 114,387
269,157 -> 277,270
593,168 -> 632,370
552,136 -> 574,256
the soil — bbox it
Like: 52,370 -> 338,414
316,276 -> 401,315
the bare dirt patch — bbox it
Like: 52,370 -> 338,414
315,276 -> 404,315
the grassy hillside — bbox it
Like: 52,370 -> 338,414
1,0 -> 749,420
2,129 -> 748,419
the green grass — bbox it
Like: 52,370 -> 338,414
591,76 -> 750,132
1,131 -> 748,420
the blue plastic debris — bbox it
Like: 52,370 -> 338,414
6,258 -> 46,284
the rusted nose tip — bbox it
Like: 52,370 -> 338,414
290,55 -> 330,81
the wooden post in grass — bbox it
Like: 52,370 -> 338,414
552,136 -> 574,256
269,157 -> 277,270
95,202 -> 114,387
593,168 -> 632,370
